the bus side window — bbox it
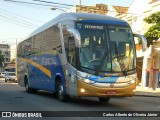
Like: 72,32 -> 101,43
68,36 -> 76,66
63,28 -> 69,61
63,28 -> 76,66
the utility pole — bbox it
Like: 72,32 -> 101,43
79,0 -> 81,12
15,39 -> 18,76
79,0 -> 81,6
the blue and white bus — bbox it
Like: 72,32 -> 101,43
17,12 -> 147,102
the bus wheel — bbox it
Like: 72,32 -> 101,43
25,80 -> 37,93
58,84 -> 68,102
98,97 -> 110,103
25,79 -> 32,93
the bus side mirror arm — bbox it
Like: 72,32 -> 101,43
134,34 -> 147,51
68,29 -> 81,48
53,47 -> 62,53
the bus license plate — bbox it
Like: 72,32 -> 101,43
106,90 -> 117,94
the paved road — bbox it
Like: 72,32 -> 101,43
0,78 -> 160,120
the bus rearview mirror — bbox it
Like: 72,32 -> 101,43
134,34 -> 147,51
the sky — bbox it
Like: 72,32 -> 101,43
0,0 -> 134,46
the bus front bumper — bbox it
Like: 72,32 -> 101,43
77,80 -> 136,97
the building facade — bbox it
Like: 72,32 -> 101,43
67,4 -> 108,15
76,4 -> 107,15
0,44 -> 11,63
116,0 -> 160,89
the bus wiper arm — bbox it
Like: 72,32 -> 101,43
94,51 -> 108,75
114,43 -> 127,76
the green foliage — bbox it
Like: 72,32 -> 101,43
144,12 -> 160,24
144,12 -> 160,47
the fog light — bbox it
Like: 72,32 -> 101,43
133,89 -> 136,92
80,88 -> 85,93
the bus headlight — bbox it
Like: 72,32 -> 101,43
84,79 -> 91,84
128,80 -> 136,84
130,80 -> 136,84
77,76 -> 95,84
83,78 -> 95,84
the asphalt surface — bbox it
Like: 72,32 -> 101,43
0,78 -> 160,120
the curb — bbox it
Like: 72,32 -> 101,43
135,91 -> 160,97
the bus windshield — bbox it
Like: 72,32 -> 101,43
77,22 -> 136,73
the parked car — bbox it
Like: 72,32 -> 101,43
0,72 -> 7,78
5,72 -> 17,83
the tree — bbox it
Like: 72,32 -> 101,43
143,12 -> 160,47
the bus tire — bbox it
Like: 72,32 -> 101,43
98,97 -> 110,103
25,79 -> 31,93
25,78 -> 37,93
58,84 -> 68,102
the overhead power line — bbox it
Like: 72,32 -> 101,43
0,13 -> 37,29
0,13 -> 38,27
0,0 -> 73,29
0,7 -> 45,23
2,0 -> 143,16
32,0 -> 75,7
1,0 -> 51,10
0,17 -> 36,29
3,0 -> 53,7
2,0 -> 71,9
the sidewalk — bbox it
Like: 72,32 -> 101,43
135,85 -> 160,97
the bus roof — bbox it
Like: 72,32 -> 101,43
29,12 -> 128,38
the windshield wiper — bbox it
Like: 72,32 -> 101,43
94,51 -> 108,75
114,43 -> 127,76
